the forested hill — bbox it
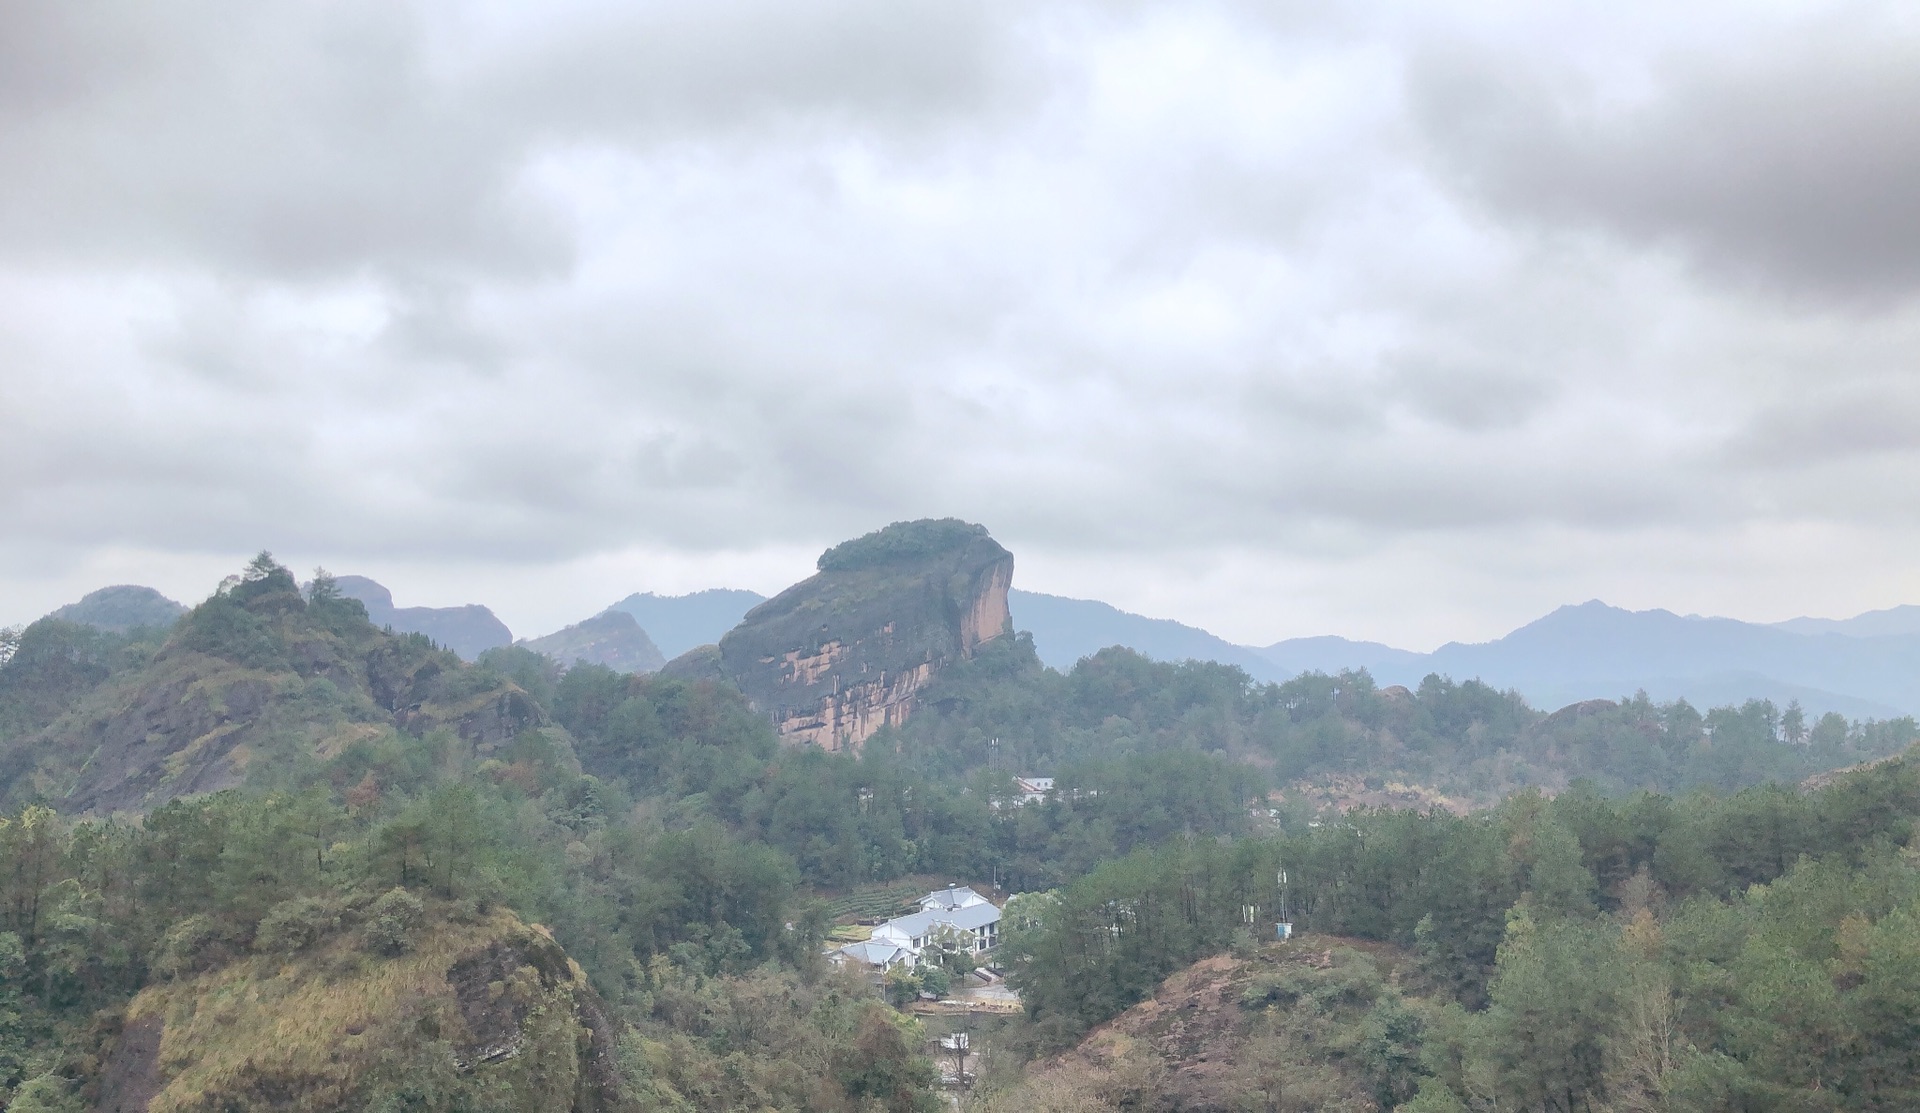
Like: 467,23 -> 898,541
0,556 -> 543,814
884,633 -> 1917,805
990,749 -> 1920,1111
2,549 -> 1918,1110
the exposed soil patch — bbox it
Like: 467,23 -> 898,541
93,1014 -> 163,1113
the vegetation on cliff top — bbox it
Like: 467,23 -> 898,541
815,519 -> 996,572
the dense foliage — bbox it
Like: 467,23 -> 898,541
0,558 -> 935,1112
815,519 -> 993,572
1001,754 -> 1920,1110
4,553 -> 1919,1111
892,634 -> 1916,799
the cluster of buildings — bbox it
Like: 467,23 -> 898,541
833,885 -> 1002,971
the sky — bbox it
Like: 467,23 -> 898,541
5,0 -> 1920,650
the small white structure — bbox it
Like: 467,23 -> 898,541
1011,776 -> 1053,805
833,886 -> 1001,970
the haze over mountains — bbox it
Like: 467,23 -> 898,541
1012,594 -> 1920,718
28,579 -> 1920,719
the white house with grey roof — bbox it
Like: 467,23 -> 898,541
833,886 -> 1000,971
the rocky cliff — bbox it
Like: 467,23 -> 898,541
708,519 -> 1012,751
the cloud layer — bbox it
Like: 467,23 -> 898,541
5,0 -> 1920,646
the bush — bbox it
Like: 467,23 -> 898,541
254,896 -> 343,953
4,1073 -> 85,1113
154,915 -> 232,979
363,888 -> 426,956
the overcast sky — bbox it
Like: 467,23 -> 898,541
5,0 -> 1920,649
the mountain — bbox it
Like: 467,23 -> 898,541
1409,602 -> 1920,717
677,519 -> 1013,751
1009,589 -> 1291,679
1773,604 -> 1920,638
602,588 -> 766,660
520,610 -> 666,674
0,560 -> 543,813
45,584 -> 186,633
1016,594 -> 1920,719
1252,634 -> 1426,680
332,574 -> 513,660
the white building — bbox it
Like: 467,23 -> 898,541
833,886 -> 1001,971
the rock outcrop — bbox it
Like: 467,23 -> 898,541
709,519 -> 1013,752
520,611 -> 667,674
95,906 -> 623,1113
332,575 -> 513,660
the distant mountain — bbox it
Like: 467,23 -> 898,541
1773,604 -> 1920,638
1253,635 -> 1425,680
332,575 -> 512,661
1013,592 -> 1920,719
520,611 -> 665,674
45,585 -> 186,633
1411,602 -> 1920,716
1008,589 -> 1291,680
603,589 -> 766,660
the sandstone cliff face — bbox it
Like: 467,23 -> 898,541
713,520 -> 1013,752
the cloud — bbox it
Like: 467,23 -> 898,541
6,0 -> 1920,644
1409,12 -> 1920,300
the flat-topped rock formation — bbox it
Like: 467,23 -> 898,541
701,519 -> 1013,751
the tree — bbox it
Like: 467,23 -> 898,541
1782,701 -> 1807,746
1470,910 -> 1623,1113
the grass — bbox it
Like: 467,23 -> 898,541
128,906 -> 582,1113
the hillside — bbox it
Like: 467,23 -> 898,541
97,903 -> 621,1113
0,560 -> 541,813
519,611 -> 666,674
984,938 -> 1435,1112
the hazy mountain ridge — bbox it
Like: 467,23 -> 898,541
45,585 -> 187,633
518,610 -> 666,674
332,574 -> 513,661
602,589 -> 765,660
1013,593 -> 1920,718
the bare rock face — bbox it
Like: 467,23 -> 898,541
713,519 -> 1012,752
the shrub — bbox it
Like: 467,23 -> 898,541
154,914 -> 231,979
254,896 -> 343,954
363,888 -> 426,956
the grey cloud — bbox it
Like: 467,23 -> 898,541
13,0 -> 1920,645
1410,20 -> 1920,299
0,0 -> 1035,282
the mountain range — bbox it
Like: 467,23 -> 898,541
28,579 -> 1920,719
1012,593 -> 1920,718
